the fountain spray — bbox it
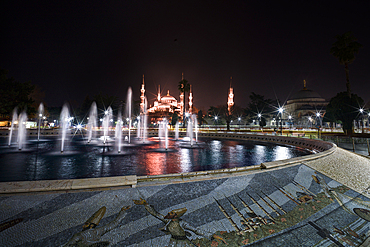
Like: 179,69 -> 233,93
37,103 -> 44,141
8,108 -> 18,146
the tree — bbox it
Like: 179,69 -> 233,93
178,78 -> 190,125
330,32 -> 362,98
0,68 -> 36,117
244,92 -> 274,123
170,112 -> 178,126
326,92 -> 364,135
208,104 -> 242,131
197,110 -> 207,127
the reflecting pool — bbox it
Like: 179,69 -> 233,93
0,137 -> 312,182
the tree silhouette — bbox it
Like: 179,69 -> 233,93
326,92 -> 364,135
0,68 -> 35,117
330,32 -> 362,98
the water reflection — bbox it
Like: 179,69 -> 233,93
0,137 -> 312,182
253,145 -> 266,164
273,145 -> 291,161
144,152 -> 165,175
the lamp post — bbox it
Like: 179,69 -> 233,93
238,117 -> 241,130
257,113 -> 262,130
278,107 -> 283,135
308,117 -> 312,128
360,108 -> 364,133
288,115 -> 292,130
214,116 -> 218,131
316,112 -> 322,138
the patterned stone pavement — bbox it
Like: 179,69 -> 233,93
1,161 -> 370,246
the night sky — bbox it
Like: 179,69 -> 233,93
1,1 -> 370,111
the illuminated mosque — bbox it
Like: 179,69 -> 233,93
140,74 -> 194,124
284,80 -> 328,127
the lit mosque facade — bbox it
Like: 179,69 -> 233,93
140,74 -> 193,124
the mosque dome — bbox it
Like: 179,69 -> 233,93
288,80 -> 325,102
161,90 -> 177,103
289,89 -> 323,100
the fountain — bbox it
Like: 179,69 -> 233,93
175,121 -> 179,140
8,107 -> 17,146
134,97 -> 154,145
102,106 -> 113,144
179,114 -> 204,149
0,86 -> 315,182
116,110 -> 123,153
37,103 -> 44,141
153,118 -> 176,152
193,114 -> 198,143
126,87 -> 132,143
87,102 -> 97,143
17,111 -> 27,151
137,116 -> 141,139
143,97 -> 148,143
99,108 -> 133,156
60,104 -> 69,153
164,119 -> 169,150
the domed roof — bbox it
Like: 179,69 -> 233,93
288,80 -> 324,101
289,89 -> 323,100
161,90 -> 177,101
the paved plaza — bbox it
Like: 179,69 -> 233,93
1,148 -> 370,246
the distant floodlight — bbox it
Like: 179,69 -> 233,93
360,108 -> 364,113
278,108 -> 283,114
257,113 -> 261,118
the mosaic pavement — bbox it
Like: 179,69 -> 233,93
1,164 -> 370,246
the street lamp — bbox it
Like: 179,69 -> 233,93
359,108 -> 364,133
288,115 -> 292,129
308,117 -> 313,128
257,113 -> 262,129
238,117 -> 241,130
278,107 -> 283,135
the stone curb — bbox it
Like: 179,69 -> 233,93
0,175 -> 137,194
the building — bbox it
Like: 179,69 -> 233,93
141,74 -> 193,125
284,80 -> 328,127
227,76 -> 234,114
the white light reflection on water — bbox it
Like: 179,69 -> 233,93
210,140 -> 222,168
273,145 -> 291,161
225,143 -> 244,168
235,144 -> 245,165
253,145 -> 266,164
179,149 -> 192,173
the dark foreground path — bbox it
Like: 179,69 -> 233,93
1,160 -> 370,246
